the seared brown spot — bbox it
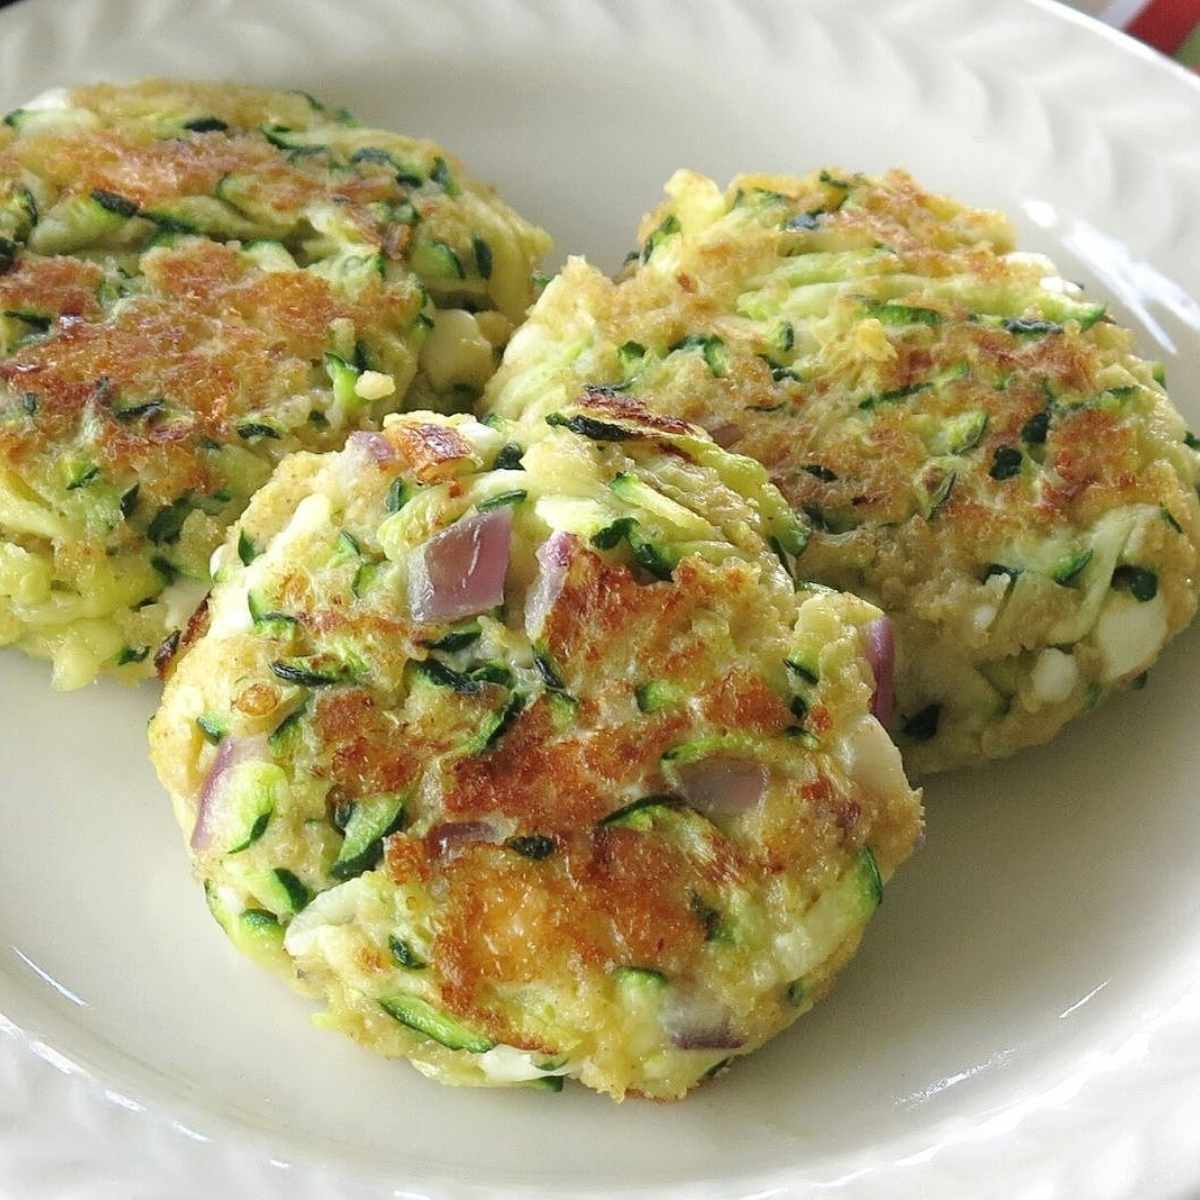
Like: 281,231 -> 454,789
578,386 -> 694,435
392,422 -> 475,483
0,255 -> 103,321
385,833 -> 432,885
757,772 -> 856,878
698,668 -> 791,735
437,843 -> 614,988
444,700 -> 627,827
178,593 -> 212,657
834,799 -> 861,833
808,705 -> 832,735
383,223 -> 413,260
153,629 -> 180,678
0,238 -> 419,503
15,128 -> 311,209
544,553 -> 746,688
314,690 -> 421,798
574,828 -> 707,973
354,944 -> 391,976
429,819 -> 748,1032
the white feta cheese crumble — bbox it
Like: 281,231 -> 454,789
283,876 -> 369,958
1030,647 -> 1079,706
478,1045 -> 570,1083
159,577 -> 210,631
419,309 -> 494,391
1093,591 -> 1167,682
353,370 -> 396,402
836,714 -> 909,802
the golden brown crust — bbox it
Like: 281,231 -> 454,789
315,690 -> 422,798
578,386 -> 694,435
394,422 -> 476,483
488,168 -> 1199,771
0,253 -> 103,320
417,824 -> 748,1034
0,239 -> 419,503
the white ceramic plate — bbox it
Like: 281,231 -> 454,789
3,0 -> 1200,1196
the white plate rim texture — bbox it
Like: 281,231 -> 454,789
2,0 -> 1200,1197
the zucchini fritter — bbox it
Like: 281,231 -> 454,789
149,407 -> 921,1100
0,79 -> 549,687
485,168 -> 1200,773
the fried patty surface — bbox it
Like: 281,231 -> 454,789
0,79 -> 549,687
484,168 -> 1200,773
149,406 -> 921,1100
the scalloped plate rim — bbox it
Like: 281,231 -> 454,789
2,0 -> 1200,1197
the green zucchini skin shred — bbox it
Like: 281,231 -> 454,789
420,622 -> 482,652
613,965 -> 668,992
545,412 -> 637,442
471,692 -> 526,753
411,239 -> 465,281
248,590 -> 299,638
412,658 -> 482,694
1111,565 -> 1158,602
635,679 -> 684,714
331,793 -> 407,880
147,496 -> 193,543
386,477 -> 411,513
493,442 -> 525,470
389,935 -> 428,969
901,704 -> 940,742
472,236 -> 493,279
269,868 -> 312,914
269,652 -> 364,687
599,794 -> 686,828
866,301 -> 942,327
525,1074 -> 565,1092
196,713 -> 227,744
505,834 -> 556,859
269,701 -> 308,748
476,489 -> 527,512
641,213 -> 680,263
1052,548 -> 1093,587
237,532 -> 261,568
988,446 -> 1022,480
379,994 -> 495,1053
532,648 -> 566,691
670,333 -> 729,377
183,115 -> 229,133
90,188 -> 140,219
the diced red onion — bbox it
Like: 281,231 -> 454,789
346,431 -> 398,465
426,820 -> 503,860
675,758 -> 767,818
409,508 -> 513,624
670,1025 -> 745,1051
524,530 -> 577,639
191,735 -> 266,851
708,421 -> 743,449
663,989 -> 745,1051
863,616 -> 895,730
